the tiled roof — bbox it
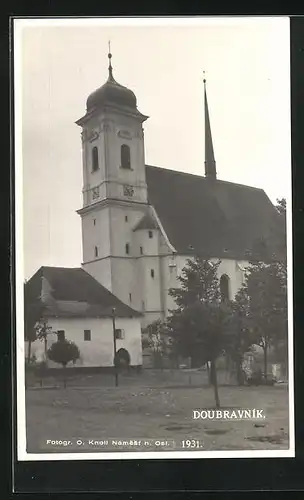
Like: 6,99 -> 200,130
145,165 -> 284,260
25,267 -> 141,319
133,212 -> 158,231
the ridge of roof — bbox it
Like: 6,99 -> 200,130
41,265 -> 81,270
145,164 -> 266,194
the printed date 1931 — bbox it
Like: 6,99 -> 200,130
181,439 -> 203,448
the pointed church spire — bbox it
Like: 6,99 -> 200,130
107,41 -> 115,82
203,74 -> 217,180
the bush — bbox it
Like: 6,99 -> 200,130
47,339 -> 80,367
47,339 -> 80,387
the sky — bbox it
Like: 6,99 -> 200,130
15,17 -> 291,280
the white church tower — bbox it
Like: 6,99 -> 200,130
76,49 -> 156,314
75,54 -> 266,331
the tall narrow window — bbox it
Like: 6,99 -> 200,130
92,146 -> 99,172
125,215 -> 128,222
220,274 -> 230,302
84,330 -> 91,341
151,269 -> 155,278
93,218 -> 96,226
129,293 -> 132,302
57,330 -> 65,342
94,246 -> 98,258
148,230 -> 153,239
125,243 -> 130,255
121,144 -> 131,169
140,246 -> 143,255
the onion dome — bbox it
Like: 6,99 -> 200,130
86,51 -> 137,111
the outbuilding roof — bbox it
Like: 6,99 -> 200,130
25,266 -> 142,319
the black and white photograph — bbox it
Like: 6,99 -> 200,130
15,17 -> 293,460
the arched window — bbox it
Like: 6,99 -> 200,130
220,274 -> 230,302
121,144 -> 131,169
115,348 -> 131,367
92,146 -> 99,172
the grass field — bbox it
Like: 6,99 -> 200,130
25,373 -> 289,454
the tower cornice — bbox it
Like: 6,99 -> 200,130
77,196 -> 149,216
76,103 -> 149,127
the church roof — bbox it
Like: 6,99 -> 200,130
145,165 -> 283,260
133,212 -> 158,231
25,266 -> 141,319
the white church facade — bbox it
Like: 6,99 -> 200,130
75,51 -> 281,329
24,50 -> 282,369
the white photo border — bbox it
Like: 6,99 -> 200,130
14,16 -> 294,461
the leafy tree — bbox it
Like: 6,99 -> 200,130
273,197 -> 287,263
240,259 -> 288,378
240,197 -> 287,380
275,197 -> 286,216
35,319 -> 53,356
24,291 -> 44,362
228,288 -> 255,385
47,339 -> 80,387
142,319 -> 172,369
168,256 -> 232,408
274,197 -> 288,368
169,257 -> 222,308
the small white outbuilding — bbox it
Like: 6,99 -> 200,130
24,266 -> 143,369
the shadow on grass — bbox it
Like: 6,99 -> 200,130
245,433 -> 288,445
204,429 -> 230,435
164,424 -> 199,431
